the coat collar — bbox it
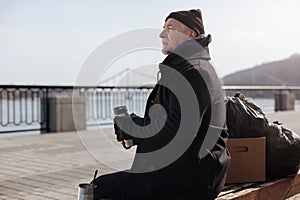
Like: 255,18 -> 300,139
159,35 -> 212,78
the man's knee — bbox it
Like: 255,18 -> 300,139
93,171 -> 130,200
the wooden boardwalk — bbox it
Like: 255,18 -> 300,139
0,111 -> 299,199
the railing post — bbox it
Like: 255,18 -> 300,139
40,88 -> 49,133
275,90 -> 295,112
44,96 -> 86,133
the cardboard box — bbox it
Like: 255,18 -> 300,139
226,137 -> 266,184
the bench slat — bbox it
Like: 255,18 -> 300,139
218,183 -> 257,197
286,173 -> 300,197
216,171 -> 300,200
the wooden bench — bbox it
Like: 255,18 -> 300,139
216,171 -> 300,199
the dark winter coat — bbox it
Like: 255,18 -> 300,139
119,35 -> 230,200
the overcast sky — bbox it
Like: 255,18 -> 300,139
0,0 -> 300,85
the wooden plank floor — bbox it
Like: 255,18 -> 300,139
0,129 -> 120,199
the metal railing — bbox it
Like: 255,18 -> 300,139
1,85 -> 300,134
0,85 -> 75,133
223,86 -> 300,113
76,86 -> 152,126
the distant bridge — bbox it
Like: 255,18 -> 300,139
98,68 -> 157,86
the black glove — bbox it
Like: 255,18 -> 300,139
114,122 -> 126,142
113,116 -> 131,142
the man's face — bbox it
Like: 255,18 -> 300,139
159,18 -> 191,55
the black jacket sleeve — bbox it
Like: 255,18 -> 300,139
116,88 -> 181,151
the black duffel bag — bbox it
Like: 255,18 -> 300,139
226,92 -> 300,178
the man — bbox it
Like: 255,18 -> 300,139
93,9 -> 230,200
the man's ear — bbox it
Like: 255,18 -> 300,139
189,30 -> 197,38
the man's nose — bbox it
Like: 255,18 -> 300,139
159,29 -> 167,38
